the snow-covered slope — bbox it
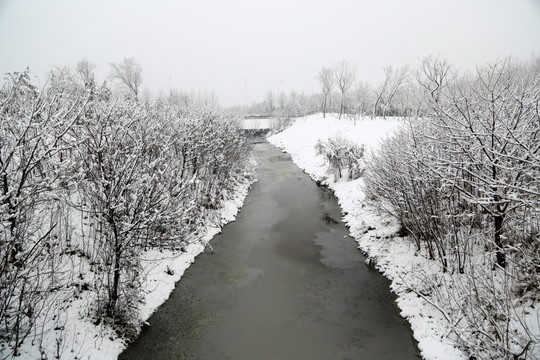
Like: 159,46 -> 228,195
15,172 -> 255,360
269,113 -> 467,360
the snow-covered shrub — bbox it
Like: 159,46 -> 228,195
512,221 -> 540,302
363,119 -> 475,273
0,68 -> 253,356
315,135 -> 365,180
409,251 -> 539,360
271,115 -> 295,133
364,57 -> 540,359
159,107 -> 251,236
72,101 -> 252,337
73,99 -> 156,333
0,69 -> 92,356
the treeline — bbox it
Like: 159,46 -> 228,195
364,56 -> 540,359
0,67 -> 251,357
316,59 -> 413,119
245,59 -> 423,119
246,89 -> 319,118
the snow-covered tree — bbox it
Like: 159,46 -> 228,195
264,90 -> 275,115
317,67 -> 335,118
108,58 -> 143,102
0,69 -> 89,355
334,60 -> 356,118
373,65 -> 410,117
421,56 -> 540,268
365,56 -> 540,358
76,57 -> 96,88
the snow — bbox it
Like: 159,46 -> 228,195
14,170 -> 254,360
269,113 -> 467,360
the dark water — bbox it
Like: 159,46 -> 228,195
119,141 -> 420,360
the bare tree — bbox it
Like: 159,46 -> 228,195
317,67 -> 334,118
140,86 -> 154,107
434,58 -> 538,268
530,53 -> 540,77
265,89 -> 275,115
417,56 -> 455,103
373,65 -> 410,118
168,88 -> 195,107
278,90 -> 286,115
76,57 -> 96,88
372,70 -> 390,117
351,80 -> 372,122
108,57 -> 143,101
334,60 -> 356,118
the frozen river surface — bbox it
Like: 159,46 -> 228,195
120,141 -> 420,360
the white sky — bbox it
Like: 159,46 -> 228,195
1,0 -> 539,107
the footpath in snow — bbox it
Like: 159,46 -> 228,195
269,114 -> 467,360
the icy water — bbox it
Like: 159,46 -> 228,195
119,141 -> 420,360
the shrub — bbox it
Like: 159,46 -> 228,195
364,57 -> 540,359
315,135 -> 365,180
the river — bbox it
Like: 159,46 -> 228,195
119,141 -> 420,360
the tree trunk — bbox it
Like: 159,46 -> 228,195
339,92 -> 344,119
108,214 -> 121,317
494,213 -> 506,268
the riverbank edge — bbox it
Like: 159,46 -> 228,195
115,164 -> 258,358
268,116 -> 467,360
15,158 -> 257,360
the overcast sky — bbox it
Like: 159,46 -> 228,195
1,0 -> 539,107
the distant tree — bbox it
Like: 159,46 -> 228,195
352,81 -> 372,120
296,91 -> 310,116
196,89 -> 219,107
528,53 -> 540,78
265,90 -> 275,114
108,57 -> 143,101
168,88 -> 195,107
417,56 -> 456,104
278,90 -> 286,114
334,60 -> 357,118
140,86 -> 154,107
373,65 -> 410,117
287,90 -> 299,116
76,57 -> 96,88
317,67 -> 335,118
48,66 -> 81,93
372,70 -> 390,117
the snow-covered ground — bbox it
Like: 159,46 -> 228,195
269,113 -> 467,360
15,171 -> 255,360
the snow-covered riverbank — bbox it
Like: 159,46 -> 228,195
15,169 -> 255,360
269,114 -> 467,360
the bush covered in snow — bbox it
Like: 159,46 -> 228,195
315,135 -> 365,180
364,57 -> 540,359
0,68 -> 252,358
